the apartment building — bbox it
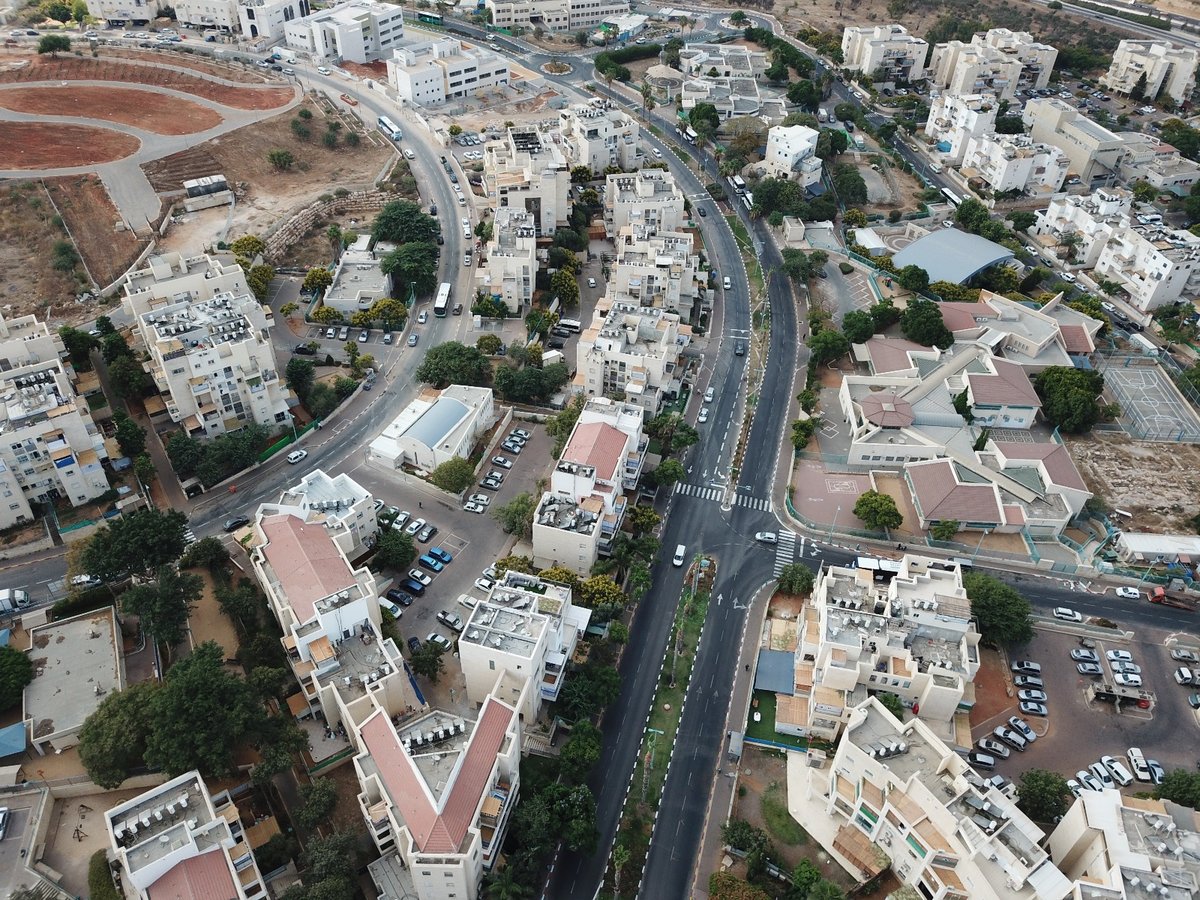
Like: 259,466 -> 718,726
532,397 -> 646,573
476,207 -> 538,313
323,236 -> 392,315
122,253 -> 289,438
483,125 -> 571,237
276,468 -> 378,560
557,100 -> 640,173
604,169 -> 686,237
1117,131 -> 1200,195
789,697 -> 1073,899
86,0 -> 160,26
762,124 -> 823,187
387,38 -> 511,107
459,570 -> 592,716
1030,187 -> 1133,267
175,0 -> 238,31
1023,97 -> 1125,183
576,301 -> 687,414
355,675 -> 525,900
1102,39 -> 1199,105
929,29 -> 1056,100
841,24 -> 928,82
1094,222 -> 1200,316
105,771 -> 268,900
607,224 -> 706,323
924,93 -> 999,165
678,42 -> 769,79
485,0 -> 628,32
0,313 -> 110,528
284,0 -> 405,64
959,133 -> 1069,194
238,0 -> 309,42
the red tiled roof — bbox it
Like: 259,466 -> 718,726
1003,505 -> 1026,525
359,698 -> 515,854
563,421 -> 627,482
1058,323 -> 1094,354
862,336 -> 929,374
992,441 -> 1089,492
860,391 -> 915,427
907,460 -> 1003,524
966,358 -> 1041,409
260,514 -> 356,622
147,850 -> 237,900
940,302 -> 995,332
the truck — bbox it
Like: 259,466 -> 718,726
1149,584 -> 1199,612
0,589 -> 31,612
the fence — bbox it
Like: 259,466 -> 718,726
258,420 -> 321,463
1095,353 -> 1200,443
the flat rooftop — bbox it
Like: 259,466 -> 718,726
141,291 -> 256,348
109,775 -> 215,873
462,601 -> 550,659
26,610 -> 122,742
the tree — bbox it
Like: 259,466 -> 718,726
869,299 -> 901,330
410,641 -> 446,682
832,164 -> 867,205
372,200 -> 440,244
1155,770 -> 1200,809
901,298 -> 954,348
852,490 -> 903,530
689,102 -> 720,132
840,310 -> 875,344
730,9 -> 748,23
0,645 -> 32,712
570,165 -> 594,184
551,268 -> 579,307
247,264 -> 275,302
897,264 -> 930,292
710,872 -> 771,900
964,572 -> 1034,645
295,778 -> 339,833
1131,180 -> 1158,203
268,149 -> 294,171
382,242 -> 439,299
1010,210 -> 1037,233
578,575 -> 626,609
167,432 -> 205,479
778,564 -> 814,596
430,457 -> 476,493
931,519 -> 960,541
82,508 -> 188,581
994,115 -> 1025,134
79,681 -> 159,788
559,721 -> 601,784
214,581 -> 260,632
113,412 -> 146,458
59,326 -> 99,369
493,493 -> 537,540
486,867 -> 532,900
477,334 -> 503,355
303,267 -> 333,294
808,329 -> 850,364
1017,769 -> 1072,823
371,527 -> 415,573
555,784 -> 598,852
1131,71 -> 1149,101
875,692 -> 905,721
108,355 -> 151,399
122,565 -> 203,646
1033,367 -> 1106,434
627,505 -> 661,537
649,458 -> 685,487
37,34 -> 71,55
415,341 -> 492,388
311,306 -> 343,325
558,664 -> 620,721
72,0 -> 88,22
808,882 -> 845,900
790,860 -> 821,899
954,197 -> 991,233
229,234 -> 266,258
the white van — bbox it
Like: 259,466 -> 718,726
673,544 -> 686,567
722,276 -> 731,290
652,148 -> 663,159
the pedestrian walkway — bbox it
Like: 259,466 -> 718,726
772,530 -> 797,576
673,482 -> 773,512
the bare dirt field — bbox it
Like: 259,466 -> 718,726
0,121 -> 140,168
0,84 -> 223,134
44,174 -> 148,288
0,55 -> 293,110
0,181 -> 85,318
99,46 -> 273,83
1067,430 -> 1200,532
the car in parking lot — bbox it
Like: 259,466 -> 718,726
427,633 -> 452,651
976,738 -> 1010,759
491,455 -> 512,468
417,525 -> 437,543
1014,675 -> 1043,689
1019,700 -> 1048,716
511,428 -> 531,440
1053,607 -> 1082,621
1148,759 -> 1166,784
358,329 -> 369,342
1111,661 -> 1141,675
72,574 -> 102,588
224,515 -> 250,532
1017,690 -> 1047,702
405,517 -> 426,536
408,569 -> 432,587
1172,648 -> 1200,662
392,510 -> 410,530
1077,662 -> 1103,676
429,547 -> 453,564
1107,650 -> 1133,663
1102,755 -> 1134,786
1115,586 -> 1141,599
1011,660 -> 1041,675
1176,667 -> 1194,685
993,727 -> 1028,751
1114,673 -> 1143,687
501,440 -> 522,454
1089,762 -> 1115,789
464,501 -> 486,513
1127,747 -> 1152,782
467,493 -> 491,506
1077,770 -> 1103,792
379,597 -> 403,619
475,576 -> 496,592
1067,779 -> 1084,798
1071,648 -> 1099,662
293,343 -> 316,355
386,588 -> 414,607
967,751 -> 996,769
408,636 -> 422,654
437,610 -> 465,633
317,65 -> 331,74
400,577 -> 426,596
1008,716 -> 1037,742
418,555 -> 444,574
480,476 -> 502,490
286,449 -> 308,464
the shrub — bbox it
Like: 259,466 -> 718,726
89,850 -> 122,900
51,587 -> 117,621
838,261 -> 853,274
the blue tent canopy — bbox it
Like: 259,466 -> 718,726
0,722 -> 26,758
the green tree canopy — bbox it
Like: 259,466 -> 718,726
122,565 -> 203,646
964,572 -> 1034,645
1033,367 -> 1107,434
369,297 -> 409,331
286,356 -> 316,400
808,329 -> 850,364
415,342 -> 492,388
37,34 -> 71,54
1016,769 -> 1072,823
410,641 -> 446,682
689,102 -> 720,131
0,645 -> 32,711
897,264 -> 930,292
429,457 -> 476,493
559,721 -> 602,784
372,200 -> 440,244
1155,769 -> 1200,809
303,267 -> 333,294
778,563 -> 814,595
82,509 -> 188,581
852,490 -> 903,530
841,309 -> 876,343
493,493 -> 537,540
79,680 -> 160,788
371,529 -> 416,572
901,298 -> 953,348
295,778 -> 339,834
649,458 -> 685,487
382,242 -> 439,299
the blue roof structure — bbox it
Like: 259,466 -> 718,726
754,649 -> 796,695
403,397 -> 468,449
892,228 -> 1015,285
0,722 -> 24,757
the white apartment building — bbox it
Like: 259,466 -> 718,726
484,125 -> 571,237
604,170 -> 685,237
1118,131 -> 1200,195
122,253 -> 289,439
238,0 -> 309,42
86,0 -> 160,26
459,570 -> 591,717
477,207 -> 538,313
558,100 -> 640,173
788,697 -> 1073,899
924,92 -> 998,166
1094,222 -> 1200,316
762,124 -> 822,187
175,0 -> 238,31
105,771 -> 268,900
532,397 -> 646,573
1102,39 -> 1199,105
841,24 -> 928,81
1023,97 -> 1125,182
284,0 -> 405,64
323,236 -> 392,315
929,29 -> 1057,100
576,301 -> 687,414
485,0 -> 629,32
0,313 -> 110,528
678,42 -> 769,79
387,38 -> 511,107
679,75 -> 786,122
608,224 -> 706,323
959,133 -> 1068,194
276,468 -> 378,560
1030,187 -> 1133,267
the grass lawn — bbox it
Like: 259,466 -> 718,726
762,782 -> 808,846
745,690 -> 809,751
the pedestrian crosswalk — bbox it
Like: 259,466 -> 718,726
672,482 -> 772,511
773,531 -> 798,576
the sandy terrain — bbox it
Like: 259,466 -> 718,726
44,174 -> 148,289
0,181 -> 89,319
0,122 -> 140,168
0,85 -> 222,134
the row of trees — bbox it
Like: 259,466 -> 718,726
166,424 -> 270,488
285,355 -> 359,420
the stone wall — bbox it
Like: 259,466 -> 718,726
263,190 -> 392,262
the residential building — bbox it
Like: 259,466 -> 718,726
122,253 -> 289,438
86,0 -> 161,26
596,12 -> 646,43
1117,131 -> 1200,196
1093,221 -> 1200,316
678,42 -> 769,79
105,771 -> 268,900
323,235 -> 392,315
1102,39 -> 1199,105
283,0 -> 405,64
678,75 -> 787,122
558,100 -> 640,173
1030,187 -> 1133,268
604,169 -> 686,237
607,224 -> 707,323
762,124 -> 823,188
175,0 -> 239,31
0,312 -> 111,527
238,0 -> 310,42
387,38 -> 511,107
485,0 -> 629,33
925,92 -> 999,166
459,570 -> 591,717
929,29 -> 1057,100
841,24 -> 928,81
787,696 -> 1073,898
1023,97 -> 1124,183
576,301 -> 688,414
484,124 -> 571,237
959,132 -> 1068,194
532,397 -> 646,573
355,675 -> 525,900
476,207 -> 538,313
369,385 -> 495,471
276,468 -> 379,560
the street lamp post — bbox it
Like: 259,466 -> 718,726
829,505 -> 841,542
973,529 -> 990,561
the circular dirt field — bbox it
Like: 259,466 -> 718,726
0,122 -> 140,169
0,85 -> 223,135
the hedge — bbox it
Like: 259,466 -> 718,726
89,850 -> 121,900
51,586 -> 119,621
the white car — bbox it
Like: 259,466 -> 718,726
1053,607 -> 1081,622
698,408 -> 709,424
1107,650 -> 1133,663
418,310 -> 428,324
408,569 -> 433,587
286,449 -> 308,464
491,455 -> 512,468
1115,586 -> 1141,600
72,574 -> 102,587
1176,667 -> 1195,685
427,633 -> 452,651
317,65 -> 331,74
463,501 -> 486,514
475,576 -> 496,592
704,386 -> 715,403
755,532 -> 778,544
405,517 -> 426,536
379,597 -> 402,619
1114,673 -> 1143,687
467,493 -> 491,506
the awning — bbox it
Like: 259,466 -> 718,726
310,636 -> 334,663
0,723 -> 25,758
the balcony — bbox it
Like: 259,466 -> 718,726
479,779 -> 516,867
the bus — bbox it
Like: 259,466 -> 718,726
684,125 -> 698,144
377,115 -> 403,142
416,11 -> 443,24
729,175 -> 747,196
558,318 -> 583,333
433,282 -> 451,318
941,187 -> 962,207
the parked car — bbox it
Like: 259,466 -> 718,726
976,738 -> 1011,759
1102,755 -> 1134,786
698,408 -> 710,424
491,455 -> 512,468
418,555 -> 444,574
405,517 -> 426,536
293,343 -> 316,355
1089,762 -> 1115,789
1111,662 -> 1141,675
704,387 -> 715,403
993,727 -> 1028,751
1176,667 -> 1194,685
427,633 -> 452,651
379,597 -> 402,619
224,515 -> 250,532
400,578 -> 426,596
385,589 -> 414,607
967,751 -> 996,769
1067,779 -> 1084,798
1127,747 -> 1151,782
501,441 -> 523,455
479,477 -> 502,490
408,636 -> 422,654
429,547 -> 453,565
1008,716 -> 1037,742
467,493 -> 490,506
1011,660 -> 1041,675
437,610 -> 464,632
1172,649 -> 1200,663
511,428 -> 531,440
1147,759 -> 1166,784
486,470 -> 506,482
1107,650 -> 1134,663
1019,701 -> 1048,716
1053,607 -> 1082,622
1017,690 -> 1047,702
286,449 -> 308,464
1114,673 -> 1143,687
1071,649 -> 1099,662
1077,662 -> 1103,676
418,525 -> 437,543
1115,586 -> 1141,600
359,329 -> 369,342
463,502 -> 486,513
408,569 -> 432,587
1190,693 -> 1200,709
1014,675 -> 1044,689
1077,770 -> 1103,792
408,334 -> 419,347
474,577 -> 496,592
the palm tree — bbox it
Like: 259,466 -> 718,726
485,867 -> 531,900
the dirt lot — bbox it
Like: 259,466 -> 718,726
0,121 -> 140,168
44,174 -> 148,289
1067,431 -> 1200,532
0,84 -> 223,134
99,46 -> 273,83
0,54 -> 293,110
0,181 -> 83,317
